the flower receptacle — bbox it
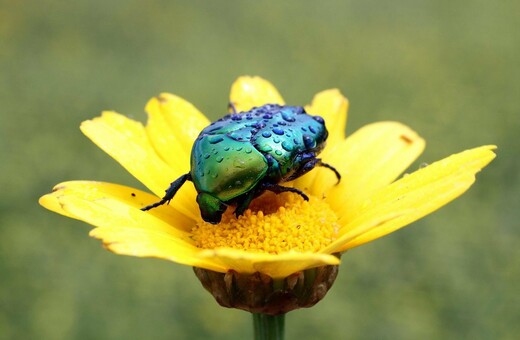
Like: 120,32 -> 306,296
193,261 -> 340,315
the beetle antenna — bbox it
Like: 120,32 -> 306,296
228,102 -> 238,114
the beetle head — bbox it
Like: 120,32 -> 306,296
196,192 -> 227,224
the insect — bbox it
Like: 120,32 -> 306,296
142,104 -> 341,224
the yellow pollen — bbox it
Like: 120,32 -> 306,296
191,191 -> 340,254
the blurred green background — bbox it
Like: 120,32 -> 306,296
1,0 -> 518,339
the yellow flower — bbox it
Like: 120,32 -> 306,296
39,76 -> 495,308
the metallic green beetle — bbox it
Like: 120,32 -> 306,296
142,104 -> 340,224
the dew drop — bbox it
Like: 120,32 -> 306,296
208,135 -> 224,144
233,159 -> 246,168
313,116 -> 325,124
281,110 -> 296,122
253,122 -> 266,129
282,141 -> 293,152
303,135 -> 315,148
273,127 -> 284,135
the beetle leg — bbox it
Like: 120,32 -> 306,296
303,158 -> 342,184
287,157 -> 341,184
261,182 -> 309,201
141,173 -> 192,211
318,160 -> 341,184
233,190 -> 258,218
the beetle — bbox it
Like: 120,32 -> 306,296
141,103 -> 341,224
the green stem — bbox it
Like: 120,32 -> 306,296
252,313 -> 285,340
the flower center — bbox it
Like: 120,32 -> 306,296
191,191 -> 340,254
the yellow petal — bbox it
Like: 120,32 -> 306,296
40,181 -> 195,235
292,89 -> 349,191
41,182 -> 225,270
144,93 -> 210,170
39,181 -> 195,231
312,122 -> 425,220
80,112 -> 175,195
198,248 -> 340,279
329,145 -> 496,252
39,188 -> 77,220
80,111 -> 199,219
229,76 -> 285,113
305,89 -> 348,146
40,181 -> 227,272
90,227 -> 225,272
320,210 -> 413,255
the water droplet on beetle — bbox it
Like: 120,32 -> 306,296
273,127 -> 284,135
208,135 -> 224,144
313,116 -> 324,124
281,110 -> 296,122
282,141 -> 293,151
233,159 -> 246,168
303,135 -> 315,148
